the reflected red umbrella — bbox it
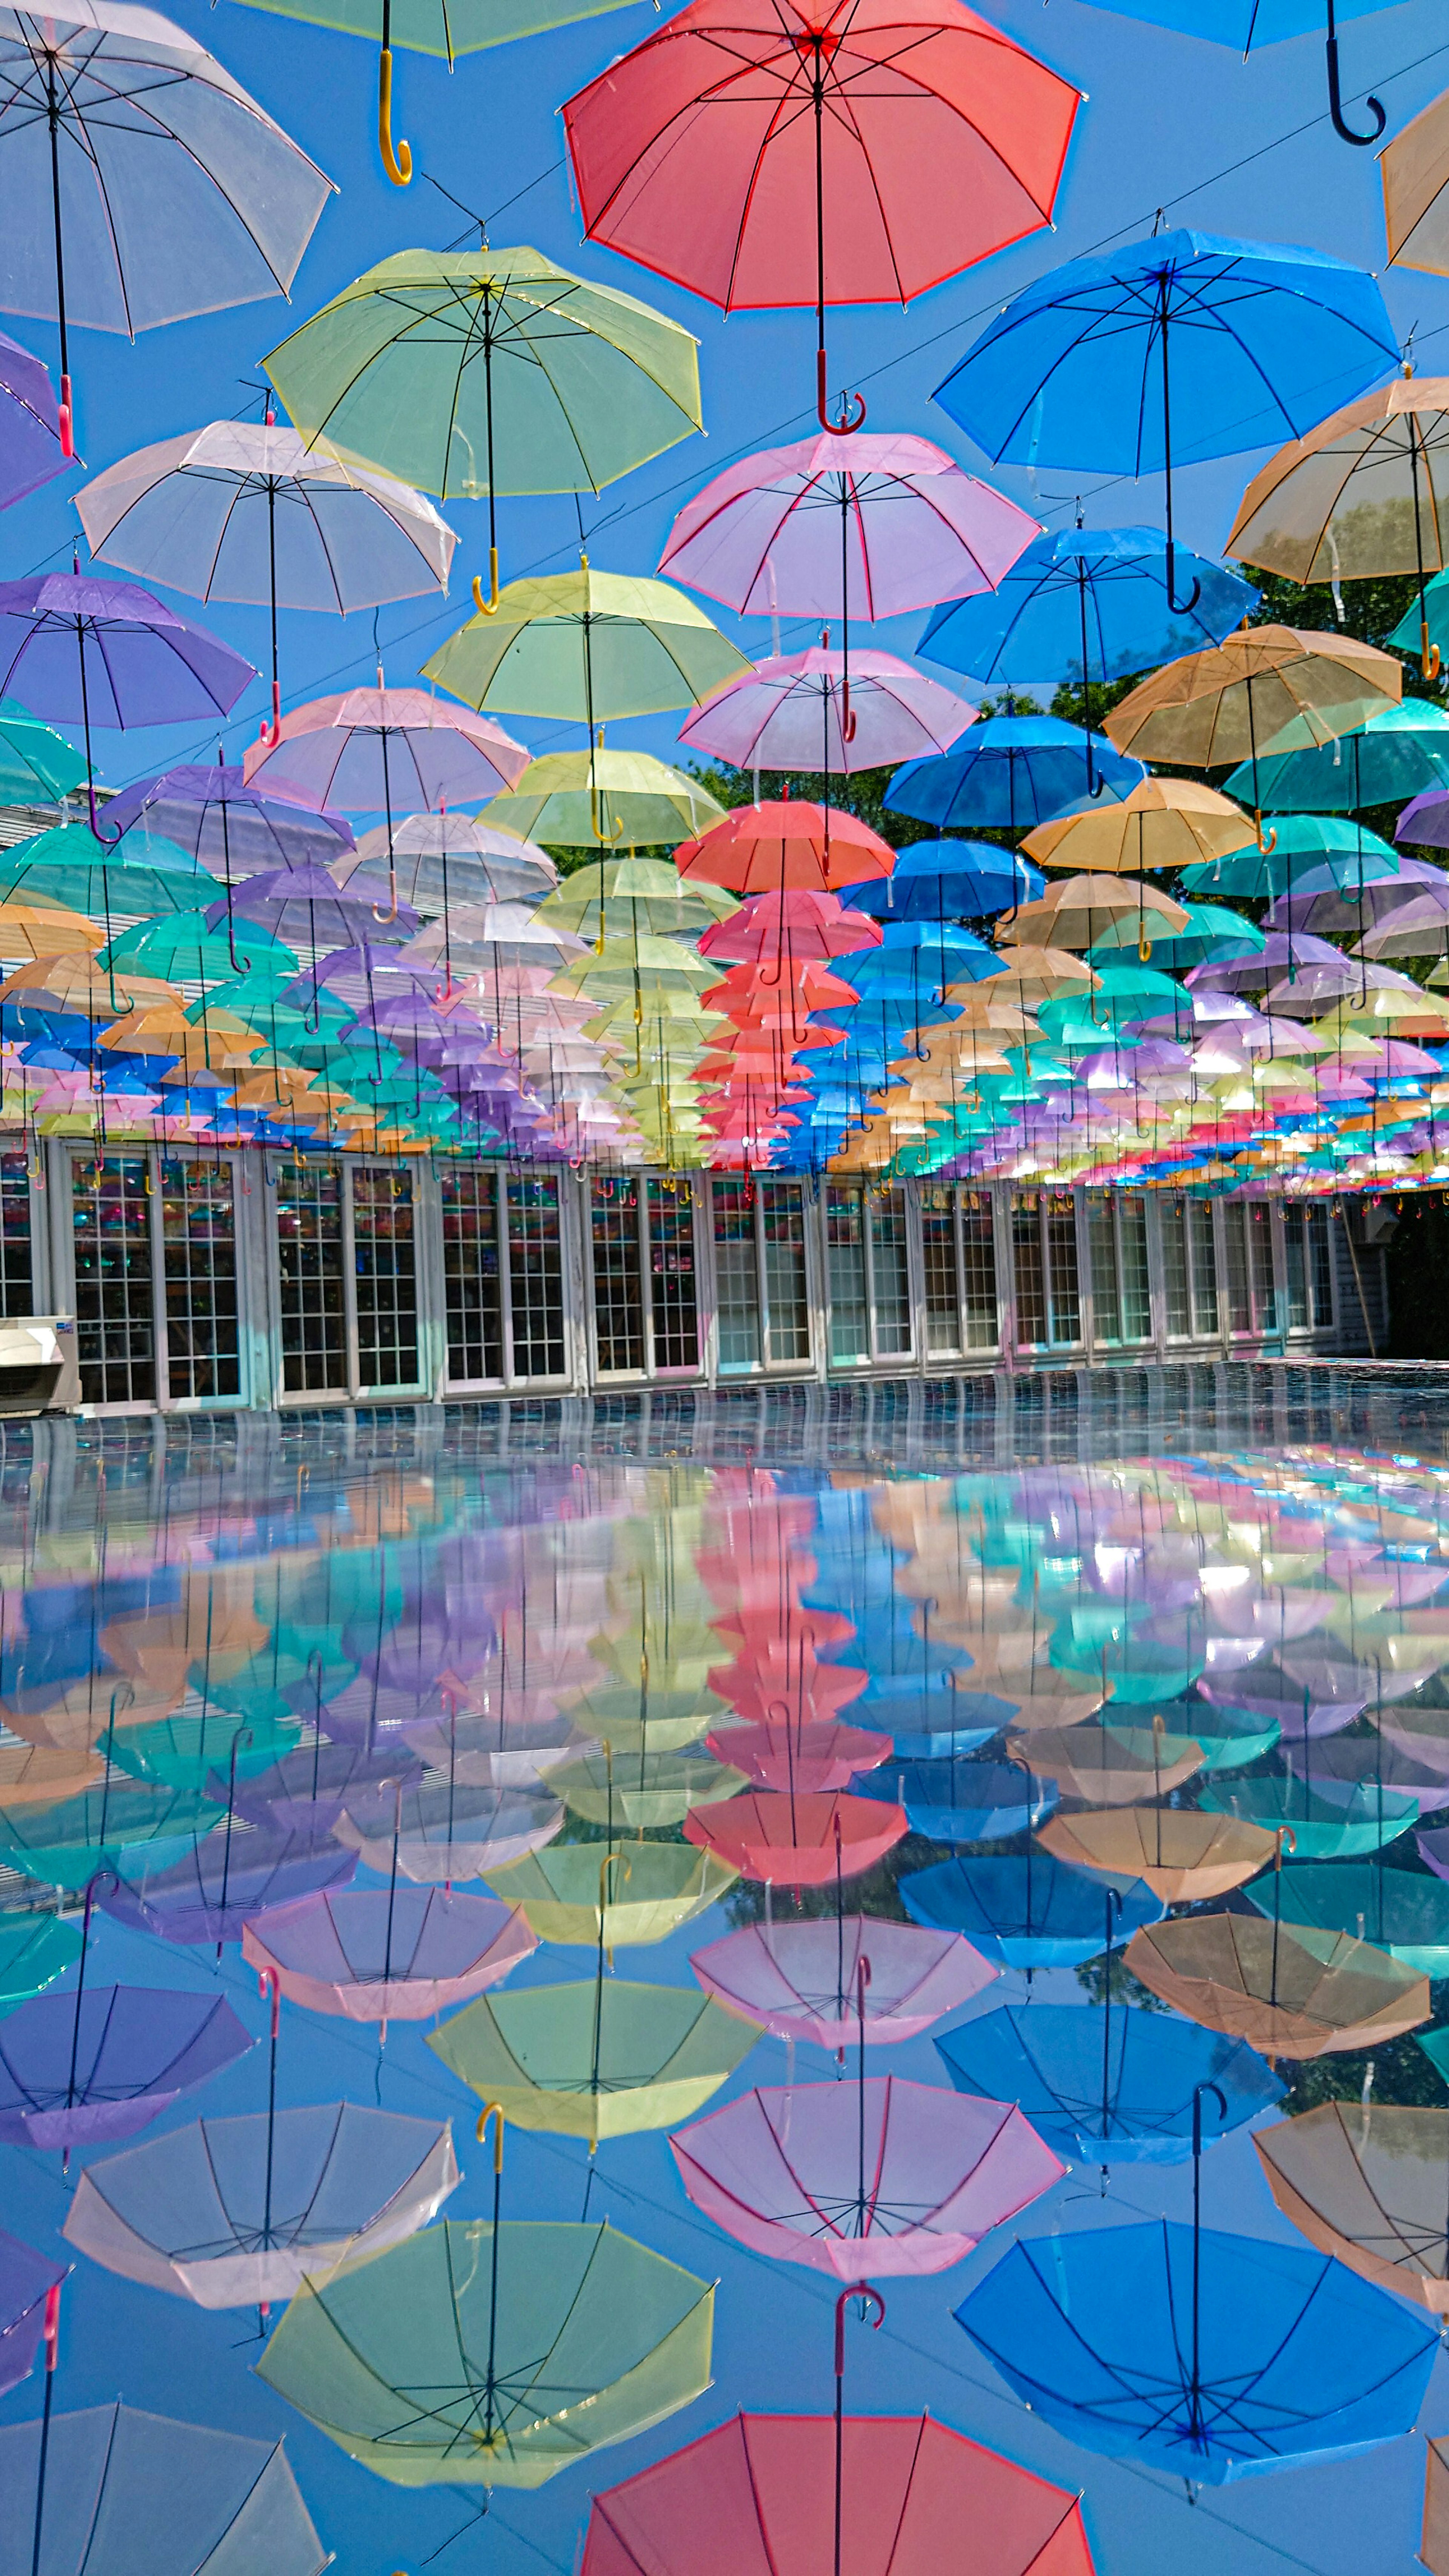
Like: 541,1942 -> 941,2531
705,1718 -> 889,1793
684,1789 -> 906,1885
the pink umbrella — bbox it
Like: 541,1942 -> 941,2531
699,888 -> 880,963
690,1918 -> 995,2048
669,2073 -> 1063,2279
704,1719 -> 890,1793
678,647 -> 974,774
659,431 -> 1037,618
240,1887 -> 535,2024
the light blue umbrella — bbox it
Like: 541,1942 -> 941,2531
900,1851 -> 1163,1969
1062,0 -> 1407,147
934,231 -> 1397,617
844,840 -> 1044,923
886,717 -> 1143,833
937,2004 -> 1283,2164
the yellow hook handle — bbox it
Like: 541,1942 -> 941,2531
591,788 -> 624,847
1422,620 -> 1442,685
472,549 -> 501,617
476,2102 -> 505,2172
378,48 -> 412,186
1255,813 -> 1278,857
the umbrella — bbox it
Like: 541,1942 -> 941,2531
1024,778 -> 1255,877
0,700 -> 84,801
702,1716 -> 888,1793
65,2099 -> 458,2311
1124,1912 -> 1431,2057
938,2004 -> 1282,2165
678,648 -> 976,775
684,1789 -> 907,1885
481,1842 -> 738,1946
550,1750 -> 741,1831
885,717 -> 1143,833
846,840 -> 1043,923
265,247 -> 702,605
1038,1804 -> 1280,1901
956,2216 -> 1438,2482
900,1851 -> 1163,1967
99,764 -> 353,879
427,1964 -> 760,2140
241,1886 -> 535,2023
658,431 -> 1037,618
0,334 -> 65,508
78,417 -> 456,746
562,0 -> 1081,430
1384,83 -> 1449,274
1254,2099 -> 1449,2312
934,230 -> 1397,619
857,1756 -> 1056,1841
1198,1773 -> 1417,1857
675,801 -> 893,895
0,1913 -> 81,2011
425,567 -> 748,723
1223,702 -> 1449,814
0,0 -> 331,452
0,2233 -> 64,2395
0,2401 -> 328,2576
245,683 -> 526,815
0,1982 -> 251,2150
580,2411 -> 1097,2576
338,811 -> 555,911
1244,1860 -> 1449,1974
670,2069 -> 1062,2279
257,2209 -> 714,2487
486,750 -> 723,852
0,1780 -> 223,1892
690,1916 -> 994,2047
95,1820 -> 355,1944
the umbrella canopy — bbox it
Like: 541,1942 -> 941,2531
240,1887 -> 535,2022
562,0 -> 1080,427
64,2104 -> 458,2308
671,2073 -> 1061,2279
678,649 -> 975,774
0,2402 -> 328,2576
1024,778 -> 1255,875
1124,1913 -> 1431,2057
96,1820 -> 354,1944
937,2004 -> 1282,2164
339,812 -> 555,910
658,431 -> 1037,617
684,1788 -> 907,1884
886,718 -> 1143,832
486,749 -> 723,851
846,840 -> 1042,922
256,2217 -> 714,2487
101,764 -> 352,878
0,576 -> 253,731
481,1842 -> 738,1946
1038,1805 -> 1279,1901
0,1780 -> 224,1892
899,1851 -> 1163,1967
919,524 -> 1257,688
0,1 -> 332,451
0,334 -> 65,509
857,1755 -> 1056,1841
580,2412 -> 1097,2576
690,1917 -> 994,2046
427,1978 -> 760,2140
1224,703 -> 1449,814
955,2219 -> 1438,2483
0,2231 -> 65,2395
1255,2099 -> 1449,2313
0,1913 -> 81,2011
424,567 -> 748,721
243,687 -> 528,815
676,802 -> 894,895
0,1985 -> 251,2150
1102,626 -> 1403,783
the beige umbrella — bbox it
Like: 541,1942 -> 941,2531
1023,777 -> 1257,875
1010,1720 -> 1203,1807
1426,2435 -> 1449,2576
1123,1913 -> 1431,2059
1101,625 -> 1403,843
1383,86 -> 1449,280
1004,876 -> 1188,955
1226,376 -> 1449,680
1037,1806 -> 1278,1903
1254,2100 -> 1449,2313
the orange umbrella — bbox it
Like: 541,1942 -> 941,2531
1037,1807 -> 1277,1903
1123,1914 -> 1430,2059
1254,2101 -> 1449,2314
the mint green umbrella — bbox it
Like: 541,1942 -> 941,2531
102,914 -> 298,983
0,824 -> 205,924
425,567 -> 748,723
0,1912 -> 81,2013
0,701 -> 85,801
266,250 -> 701,605
1224,703 -> 1449,812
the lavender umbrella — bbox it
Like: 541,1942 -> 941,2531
0,2402 -> 329,2576
332,1779 -> 562,1883
230,1741 -> 425,1837
0,1986 -> 251,2150
0,334 -> 65,509
0,2232 -> 65,2395
677,647 -> 975,775
241,1887 -> 535,2024
208,864 -> 418,952
96,1821 -> 357,1945
100,764 -> 353,879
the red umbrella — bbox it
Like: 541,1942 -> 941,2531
677,800 -> 894,894
684,1789 -> 906,1885
698,889 -> 881,963
705,1717 -> 890,1792
561,0 -> 1081,432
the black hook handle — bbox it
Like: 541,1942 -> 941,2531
1325,24 -> 1384,145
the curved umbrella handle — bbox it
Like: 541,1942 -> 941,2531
817,349 -> 866,437
834,2282 -> 885,2376
257,681 -> 283,751
1255,815 -> 1277,857
1422,620 -> 1442,684
472,551 -> 501,617
841,679 -> 857,746
476,2102 -> 505,2171
257,1965 -> 281,2040
1325,9 -> 1384,145
378,47 -> 412,184
372,874 -> 400,926
58,375 -> 74,462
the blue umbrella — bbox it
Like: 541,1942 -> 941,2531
857,1758 -> 1056,1843
933,231 -> 1396,617
1224,704 -> 1449,814
918,527 -> 1257,757
886,716 -> 1143,833
846,839 -> 1044,923
955,2216 -> 1438,2482
937,2004 -> 1283,2165
1066,0 -> 1404,147
900,1852 -> 1164,1969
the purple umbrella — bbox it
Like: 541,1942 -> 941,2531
0,335 -> 66,510
0,2231 -> 65,2395
678,646 -> 975,775
207,864 -> 417,952
1283,1736 -> 1449,1812
241,1887 -> 536,2024
0,574 -> 254,829
1398,790 -> 1449,850
230,1742 -> 426,1837
99,764 -> 353,879
1188,933 -> 1346,995
0,1987 -> 252,2151
96,1821 -> 357,1945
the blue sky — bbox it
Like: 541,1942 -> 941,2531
8,0 -> 1449,803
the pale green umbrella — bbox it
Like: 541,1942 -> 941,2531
424,566 -> 749,720
486,750 -> 725,853
265,249 -> 701,603
429,1977 -> 759,2140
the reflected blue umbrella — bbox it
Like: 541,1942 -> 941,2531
937,2004 -> 1283,2165
858,1758 -> 1056,1844
0,2232 -> 65,2396
886,717 -> 1143,834
900,1852 -> 1163,1969
934,231 -> 1395,616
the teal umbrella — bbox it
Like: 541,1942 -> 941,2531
102,914 -> 298,983
0,823 -> 207,926
0,1913 -> 81,2014
1200,1775 -> 1418,1859
0,701 -> 85,801
1180,815 -> 1400,899
1087,902 -> 1264,970
1224,704 -> 1449,813
1247,1862 -> 1449,1976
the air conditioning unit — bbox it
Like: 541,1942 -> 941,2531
0,1317 -> 80,1415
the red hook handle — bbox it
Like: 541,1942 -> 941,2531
258,1964 -> 281,2040
834,2282 -> 885,2376
42,2281 -> 61,2368
58,378 -> 75,461
817,349 -> 866,437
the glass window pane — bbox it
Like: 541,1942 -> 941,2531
352,1166 -> 418,1389
1190,1201 -> 1219,1335
921,1186 -> 961,1357
960,1194 -> 998,1351
73,1155 -> 155,1405
1119,1195 -> 1151,1341
1089,1197 -> 1120,1345
507,1173 -> 565,1379
647,1177 -> 699,1372
827,1184 -> 869,1363
162,1158 -> 239,1402
0,1155 -> 32,1318
1046,1195 -> 1081,1345
1012,1194 -> 1046,1349
1307,1206 -> 1334,1325
591,1176 -> 645,1374
761,1181 -> 809,1364
441,1167 -> 502,1383
1162,1200 -> 1192,1339
1249,1203 -> 1276,1332
712,1178 -> 761,1372
1284,1209 -> 1309,1330
1225,1203 -> 1252,1333
276,1158 -> 347,1394
869,1186 -> 912,1356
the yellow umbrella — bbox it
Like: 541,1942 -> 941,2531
552,1749 -> 745,1830
1023,777 -> 1256,874
423,566 -> 749,720
480,1842 -> 739,1947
